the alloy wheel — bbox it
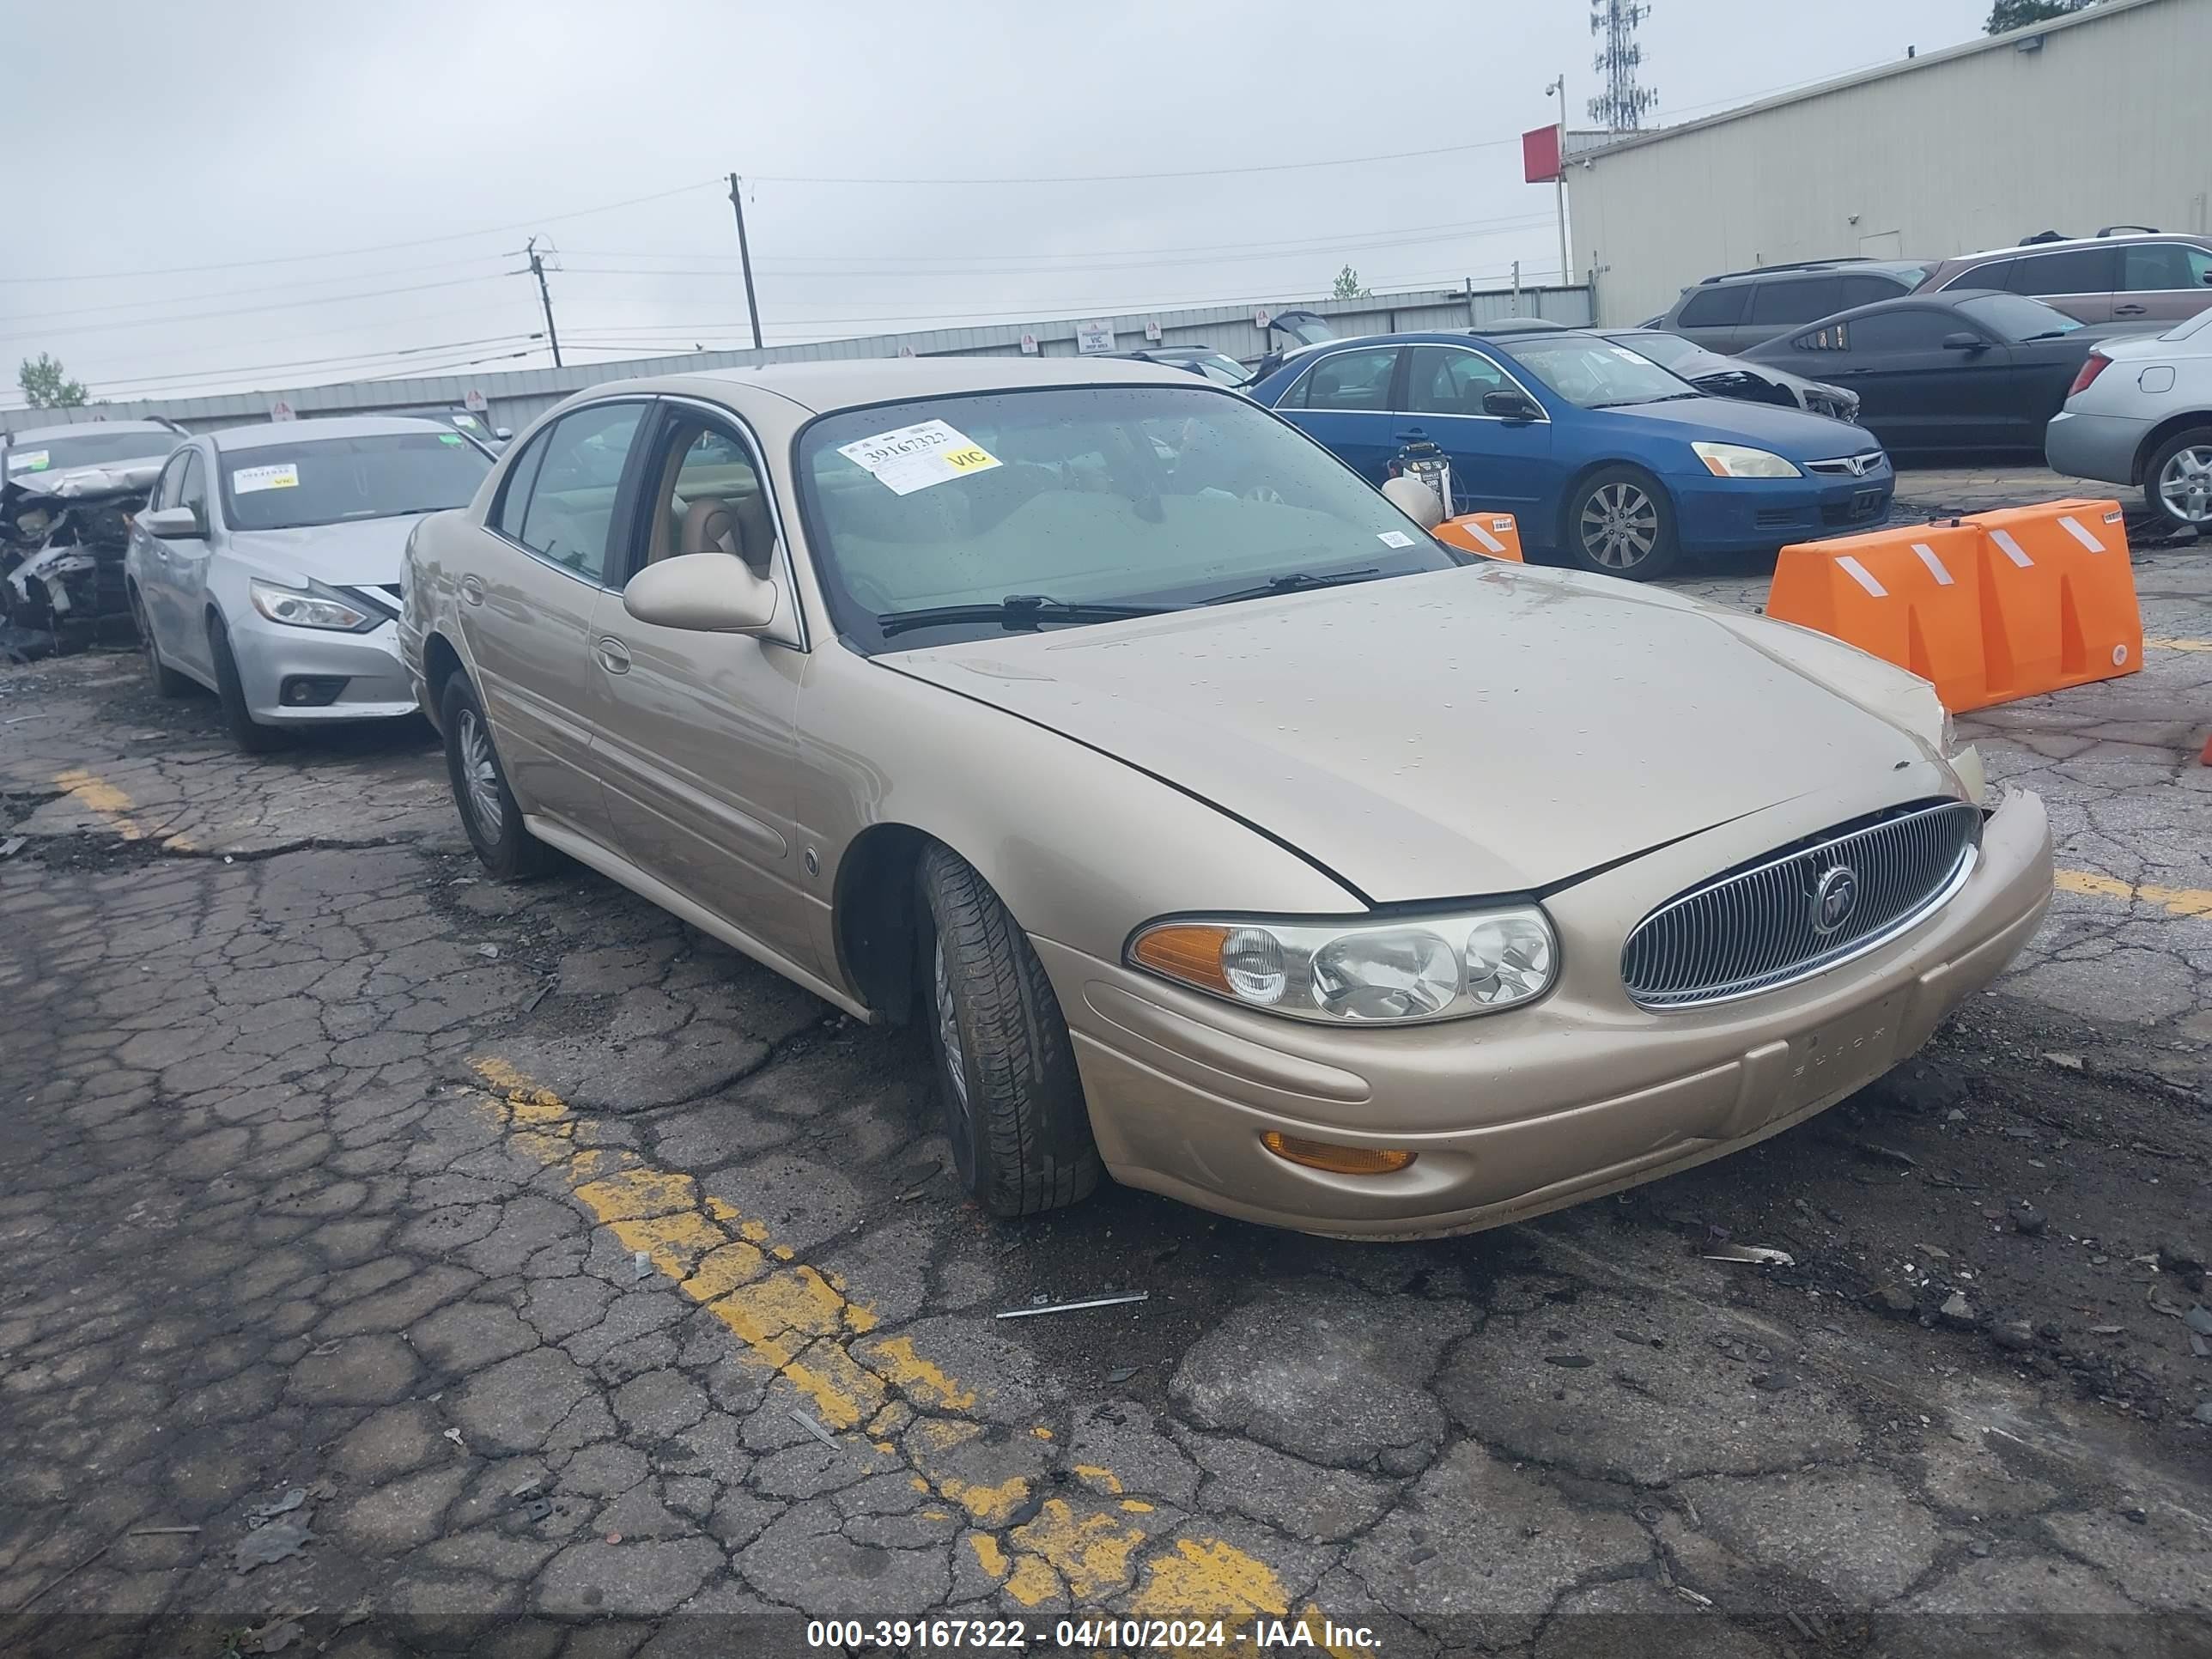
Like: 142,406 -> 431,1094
1579,482 -> 1659,568
456,708 -> 504,841
2157,445 -> 2212,524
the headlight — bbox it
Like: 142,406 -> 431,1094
250,578 -> 371,632
1691,441 -> 1802,479
1129,905 -> 1558,1025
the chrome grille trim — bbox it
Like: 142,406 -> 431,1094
1621,800 -> 1981,1010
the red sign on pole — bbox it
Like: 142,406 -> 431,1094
1522,125 -> 1563,185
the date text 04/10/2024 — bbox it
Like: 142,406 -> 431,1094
802,1618 -> 1382,1650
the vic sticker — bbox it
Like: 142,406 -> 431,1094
233,463 -> 301,494
837,419 -> 1001,495
5,449 -> 49,472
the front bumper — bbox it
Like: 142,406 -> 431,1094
2044,409 -> 2148,488
1672,468 -> 1894,553
228,609 -> 418,724
1044,787 -> 2051,1238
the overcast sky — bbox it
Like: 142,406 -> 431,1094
3,0 -> 1990,405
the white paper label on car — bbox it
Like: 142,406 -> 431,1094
233,463 -> 301,494
1376,530 -> 1417,548
5,449 -> 49,472
837,420 -> 1000,495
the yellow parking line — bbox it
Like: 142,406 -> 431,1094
2054,869 -> 2212,918
467,1058 -> 1367,1648
48,769 -> 197,853
2144,637 -> 2212,653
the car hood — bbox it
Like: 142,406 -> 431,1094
5,455 -> 167,501
887,565 -> 1945,902
227,515 -> 428,586
1591,395 -> 1873,458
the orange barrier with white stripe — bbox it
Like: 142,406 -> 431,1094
1437,511 -> 1525,562
1765,498 -> 2142,713
1960,499 -> 2142,705
1769,523 -> 1989,713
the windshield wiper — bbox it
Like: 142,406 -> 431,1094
878,593 -> 1171,639
1202,565 -> 1383,606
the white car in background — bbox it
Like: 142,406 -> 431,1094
124,416 -> 494,751
2045,306 -> 2212,532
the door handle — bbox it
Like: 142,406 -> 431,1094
1394,426 -> 1428,441
594,635 -> 632,676
459,574 -> 486,606
2113,302 -> 2147,316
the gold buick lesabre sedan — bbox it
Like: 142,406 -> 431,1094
400,358 -> 2053,1239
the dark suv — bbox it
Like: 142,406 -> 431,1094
1656,259 -> 1935,353
1918,233 -> 2212,325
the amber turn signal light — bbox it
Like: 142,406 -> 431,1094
1261,1132 -> 1416,1176
1129,923 -> 1233,994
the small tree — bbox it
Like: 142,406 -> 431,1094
1985,0 -> 2095,33
1330,264 -> 1370,301
16,353 -> 87,410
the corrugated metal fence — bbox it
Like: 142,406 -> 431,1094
2,283 -> 1591,439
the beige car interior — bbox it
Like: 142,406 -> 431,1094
646,421 -> 775,577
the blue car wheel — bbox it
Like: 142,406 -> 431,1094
1565,465 -> 1680,581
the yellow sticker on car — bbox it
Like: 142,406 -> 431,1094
838,419 -> 1001,495
233,462 -> 300,494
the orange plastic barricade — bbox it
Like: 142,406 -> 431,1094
1960,498 -> 2142,705
1765,522 -> 1989,713
1437,512 -> 1524,562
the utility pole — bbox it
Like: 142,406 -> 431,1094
525,237 -> 563,368
1545,72 -> 1571,286
727,173 -> 764,352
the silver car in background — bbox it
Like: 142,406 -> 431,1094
2045,306 -> 2212,532
124,415 -> 494,751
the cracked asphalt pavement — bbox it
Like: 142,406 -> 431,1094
3,520 -> 2210,1658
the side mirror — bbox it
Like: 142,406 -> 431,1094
622,552 -> 778,633
1482,389 -> 1540,421
1941,331 -> 1987,352
140,505 -> 202,539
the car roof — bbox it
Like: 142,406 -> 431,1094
1938,230 -> 2209,263
629,355 -> 1203,415
210,414 -> 474,453
1696,259 -> 1930,289
5,418 -> 176,445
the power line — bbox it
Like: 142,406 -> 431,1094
89,334 -> 544,397
0,253 -> 514,329
0,274 -> 514,343
748,137 -> 1522,186
0,178 -> 725,284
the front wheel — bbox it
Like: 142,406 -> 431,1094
1562,465 -> 1681,580
207,614 -> 284,753
917,844 -> 1100,1218
2143,426 -> 2212,534
131,589 -> 191,698
441,673 -> 555,879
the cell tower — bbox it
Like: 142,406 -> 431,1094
1588,0 -> 1657,131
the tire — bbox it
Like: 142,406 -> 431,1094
207,614 -> 285,753
131,588 -> 191,698
441,672 -> 555,880
1561,465 -> 1681,580
916,843 -> 1100,1218
2142,425 -> 2212,534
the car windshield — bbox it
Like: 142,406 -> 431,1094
1505,336 -> 1698,407
4,429 -> 174,474
796,385 -> 1455,653
1954,293 -> 2083,342
219,431 -> 493,532
1605,331 -> 1701,369
1182,353 -> 1254,387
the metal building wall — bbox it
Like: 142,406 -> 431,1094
1,283 -> 1592,439
1565,0 -> 2212,325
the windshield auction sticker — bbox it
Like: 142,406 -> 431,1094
837,419 -> 1000,495
233,463 -> 301,494
5,449 -> 49,472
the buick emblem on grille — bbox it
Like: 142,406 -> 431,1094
1812,865 -> 1860,934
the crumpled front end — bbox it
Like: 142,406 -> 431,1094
0,462 -> 155,660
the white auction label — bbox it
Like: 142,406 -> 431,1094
6,449 -> 49,472
1376,530 -> 1417,548
836,419 -> 1000,496
233,462 -> 301,494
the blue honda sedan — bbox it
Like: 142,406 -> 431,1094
1249,329 -> 1892,580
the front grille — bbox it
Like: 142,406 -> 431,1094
1621,799 -> 1981,1009
1805,453 -> 1885,477
1755,507 -> 1808,528
1821,491 -> 1887,526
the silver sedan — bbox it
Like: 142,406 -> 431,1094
125,416 -> 493,750
2045,306 -> 2212,532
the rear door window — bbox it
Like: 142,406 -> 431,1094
1675,285 -> 1748,327
2006,246 -> 2117,296
1748,276 -> 1844,325
1293,347 -> 1402,412
1840,273 -> 1910,308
